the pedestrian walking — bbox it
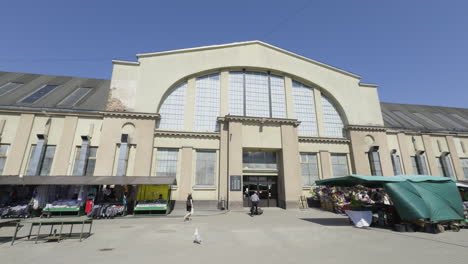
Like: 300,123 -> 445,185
184,193 -> 194,221
250,191 -> 259,216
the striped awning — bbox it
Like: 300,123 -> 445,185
0,176 -> 176,185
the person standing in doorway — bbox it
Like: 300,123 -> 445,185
250,191 -> 260,216
184,193 -> 193,222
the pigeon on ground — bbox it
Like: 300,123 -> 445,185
193,228 -> 202,244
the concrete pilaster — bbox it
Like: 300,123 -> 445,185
397,133 -> 413,174
422,135 -> 438,176
178,146 -> 194,200
132,119 -> 155,176
319,151 -> 332,178
51,116 -> 78,175
3,114 -> 34,175
280,124 -> 301,209
184,78 -> 196,131
446,135 -> 464,180
313,89 -> 325,137
94,117 -> 121,176
228,121 -> 243,209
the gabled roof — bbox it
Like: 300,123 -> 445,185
381,102 -> 468,133
118,40 -> 363,79
0,71 -> 110,111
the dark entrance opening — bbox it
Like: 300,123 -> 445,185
242,176 -> 278,207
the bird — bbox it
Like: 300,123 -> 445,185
193,228 -> 202,244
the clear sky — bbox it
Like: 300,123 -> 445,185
1,0 -> 467,108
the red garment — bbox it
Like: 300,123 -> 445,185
85,200 -> 94,214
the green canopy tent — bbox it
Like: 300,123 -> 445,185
315,175 -> 464,222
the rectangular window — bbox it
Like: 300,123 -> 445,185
331,154 -> 349,177
72,146 -> 98,176
58,87 -> 92,106
194,74 -> 220,131
0,82 -> 22,96
438,154 -> 455,178
228,72 -> 244,115
28,145 -> 56,176
461,158 -> 468,180
195,150 -> 217,186
245,72 -> 270,118
292,81 -> 318,136
300,153 -> 319,186
270,75 -> 286,118
368,150 -> 383,176
411,154 -> 428,175
242,151 -> 277,170
156,149 -> 179,177
0,144 -> 9,175
391,152 -> 403,175
20,84 -> 58,104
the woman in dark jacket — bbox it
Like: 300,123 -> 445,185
183,193 -> 193,221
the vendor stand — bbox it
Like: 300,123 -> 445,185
134,185 -> 171,215
316,175 -> 465,232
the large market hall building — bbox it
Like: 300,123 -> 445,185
0,41 -> 467,211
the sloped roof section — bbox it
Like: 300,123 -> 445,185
381,102 -> 468,133
0,71 -> 110,111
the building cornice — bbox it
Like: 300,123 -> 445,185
346,125 -> 387,132
299,137 -> 351,144
111,60 -> 140,66
359,83 -> 378,88
218,115 -> 301,127
154,130 -> 220,139
386,128 -> 468,137
101,111 -> 160,119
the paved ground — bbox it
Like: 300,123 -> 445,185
1,208 -> 467,264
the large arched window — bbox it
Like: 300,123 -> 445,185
321,95 -> 345,137
194,73 -> 220,131
228,71 -> 286,118
158,82 -> 186,130
292,81 -> 318,136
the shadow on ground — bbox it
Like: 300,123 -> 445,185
300,218 -> 351,226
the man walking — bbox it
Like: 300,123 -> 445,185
250,191 -> 260,216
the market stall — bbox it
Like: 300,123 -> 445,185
134,185 -> 171,215
316,175 -> 465,232
0,186 -> 35,218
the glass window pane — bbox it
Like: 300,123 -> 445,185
195,150 -> 216,185
158,82 -> 186,130
21,85 -> 58,104
156,148 -> 179,177
322,95 -> 345,137
0,82 -> 22,96
245,72 -> 269,117
229,72 -> 244,115
300,153 -> 319,186
331,154 -> 348,177
58,87 -> 92,106
39,145 -> 56,176
292,81 -> 318,136
194,74 -> 220,131
270,74 -> 286,118
0,144 -> 9,176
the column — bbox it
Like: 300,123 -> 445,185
319,151 -> 332,178
348,130 -> 371,175
51,116 -> 78,175
178,146 -> 194,200
396,133 -> 413,174
446,135 -> 464,180
94,117 -> 121,176
3,114 -> 35,175
280,124 -> 301,209
132,119 -> 156,176
228,121 -> 243,209
422,135 -> 438,176
218,122 -> 229,207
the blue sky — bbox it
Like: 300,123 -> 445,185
1,0 -> 467,108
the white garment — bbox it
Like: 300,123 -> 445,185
345,210 -> 373,228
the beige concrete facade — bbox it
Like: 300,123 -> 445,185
1,41 -> 467,210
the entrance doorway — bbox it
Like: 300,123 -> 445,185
243,176 -> 278,207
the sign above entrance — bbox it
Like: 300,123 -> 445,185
230,175 -> 241,191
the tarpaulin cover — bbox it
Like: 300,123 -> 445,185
315,175 -> 464,222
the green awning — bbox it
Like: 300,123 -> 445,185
315,175 -> 463,222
